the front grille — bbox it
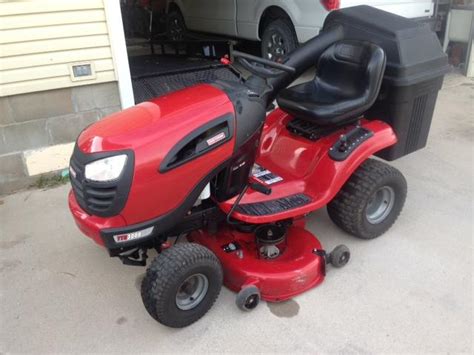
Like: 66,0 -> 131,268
70,146 -> 133,217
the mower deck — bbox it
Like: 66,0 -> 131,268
189,224 -> 326,302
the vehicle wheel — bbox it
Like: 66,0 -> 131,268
261,18 -> 298,62
236,285 -> 260,311
167,10 -> 186,41
327,159 -> 407,239
329,245 -> 350,268
141,243 -> 223,328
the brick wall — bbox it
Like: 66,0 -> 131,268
0,82 -> 121,195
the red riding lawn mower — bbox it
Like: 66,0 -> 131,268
68,6 -> 448,328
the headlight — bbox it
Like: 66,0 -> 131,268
84,154 -> 127,182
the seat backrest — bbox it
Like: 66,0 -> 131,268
316,40 -> 386,103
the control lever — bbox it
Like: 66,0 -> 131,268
329,127 -> 374,161
338,134 -> 348,152
250,182 -> 272,195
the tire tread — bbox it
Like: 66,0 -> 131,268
141,243 -> 222,328
327,159 -> 407,239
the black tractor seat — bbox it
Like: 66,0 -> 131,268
277,40 -> 386,126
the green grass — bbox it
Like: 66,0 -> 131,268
33,173 -> 70,189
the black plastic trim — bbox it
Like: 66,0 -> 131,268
159,113 -> 234,173
287,118 -> 340,141
328,127 -> 374,161
70,145 -> 134,217
235,194 -> 312,216
212,80 -> 267,151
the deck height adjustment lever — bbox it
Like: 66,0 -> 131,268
329,127 -> 374,161
338,134 -> 348,152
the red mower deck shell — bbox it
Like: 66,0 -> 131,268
219,111 -> 397,224
189,220 -> 327,302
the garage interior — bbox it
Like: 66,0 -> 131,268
117,0 -> 473,107
120,1 -> 241,104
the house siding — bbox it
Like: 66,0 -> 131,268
0,0 -> 117,96
0,0 -> 124,195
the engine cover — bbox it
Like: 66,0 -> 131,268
75,84 -> 236,225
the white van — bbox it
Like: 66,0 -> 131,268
166,0 -> 434,61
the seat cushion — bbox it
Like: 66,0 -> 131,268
277,40 -> 386,126
277,79 -> 369,125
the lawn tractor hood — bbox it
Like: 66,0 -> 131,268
70,84 -> 237,228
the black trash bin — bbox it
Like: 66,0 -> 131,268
324,6 -> 449,160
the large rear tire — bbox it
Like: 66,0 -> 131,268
141,243 -> 223,328
327,159 -> 407,239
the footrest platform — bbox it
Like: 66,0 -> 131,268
236,194 -> 312,216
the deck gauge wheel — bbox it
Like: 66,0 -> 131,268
329,245 -> 351,268
236,285 -> 261,311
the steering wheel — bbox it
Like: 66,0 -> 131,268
232,50 -> 296,78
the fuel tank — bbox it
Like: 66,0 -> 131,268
73,84 -> 238,226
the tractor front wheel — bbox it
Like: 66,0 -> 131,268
141,243 -> 223,328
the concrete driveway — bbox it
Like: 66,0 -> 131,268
1,73 -> 472,353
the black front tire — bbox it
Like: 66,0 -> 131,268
261,18 -> 298,62
327,159 -> 407,239
141,243 -> 223,328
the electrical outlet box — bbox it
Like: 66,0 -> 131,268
69,62 -> 96,81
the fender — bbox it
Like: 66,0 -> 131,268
305,120 -> 398,207
219,109 -> 397,223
